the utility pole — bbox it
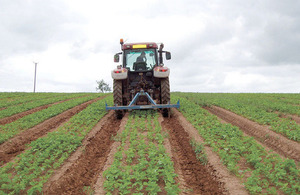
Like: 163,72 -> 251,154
33,62 -> 38,93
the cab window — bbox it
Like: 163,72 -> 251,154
124,49 -> 156,71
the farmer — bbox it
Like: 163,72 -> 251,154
136,51 -> 147,63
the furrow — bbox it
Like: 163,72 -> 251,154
205,106 -> 300,162
0,97 -> 102,165
160,111 -> 226,194
43,112 -> 123,194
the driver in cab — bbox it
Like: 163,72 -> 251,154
136,51 -> 147,63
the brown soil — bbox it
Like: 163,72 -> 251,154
158,115 -> 189,194
280,113 -> 300,124
289,115 -> 300,124
172,109 -> 249,195
94,113 -> 129,195
0,107 -> 6,111
205,106 -> 300,162
161,112 -> 226,194
43,111 -> 123,195
0,103 -> 52,125
0,97 -> 103,165
0,96 -> 89,125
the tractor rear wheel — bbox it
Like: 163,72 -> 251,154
161,77 -> 170,117
113,79 -> 123,119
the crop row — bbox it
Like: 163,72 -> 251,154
103,110 -> 179,194
0,93 -> 71,108
264,93 -> 300,105
172,94 -> 299,194
0,93 -> 35,101
229,94 -> 300,116
0,93 -> 91,119
0,95 -> 112,194
230,93 -> 299,116
254,96 -> 300,115
0,93 -> 105,144
176,93 -> 300,141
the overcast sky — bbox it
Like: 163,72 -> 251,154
0,0 -> 299,93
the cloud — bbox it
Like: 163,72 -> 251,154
0,0 -> 299,93
0,0 -> 85,60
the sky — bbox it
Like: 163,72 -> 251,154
0,0 -> 299,93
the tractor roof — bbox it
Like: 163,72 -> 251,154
122,42 -> 158,50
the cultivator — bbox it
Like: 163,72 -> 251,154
106,89 -> 180,110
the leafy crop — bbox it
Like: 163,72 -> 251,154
0,93 -> 105,144
175,93 -> 300,141
0,95 -> 112,194
0,93 -> 90,119
103,110 -> 179,194
172,94 -> 300,194
0,93 -> 59,108
190,139 -> 208,165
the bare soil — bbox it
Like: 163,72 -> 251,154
289,115 -> 300,124
158,115 -> 189,194
172,109 -> 249,195
94,113 -> 129,195
280,113 -> 300,124
0,96 -> 90,125
0,97 -> 103,164
43,111 -> 123,194
0,103 -> 53,125
205,106 -> 300,162
160,111 -> 226,194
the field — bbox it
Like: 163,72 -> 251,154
0,92 -> 299,194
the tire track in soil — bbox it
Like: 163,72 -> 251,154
158,115 -> 189,194
205,106 -> 300,162
0,97 -> 104,165
43,111 -> 123,195
94,113 -> 129,195
172,109 -> 249,195
0,95 -> 91,125
0,104 -> 55,125
279,113 -> 300,124
161,112 -> 226,194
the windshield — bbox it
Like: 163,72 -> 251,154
124,49 -> 157,71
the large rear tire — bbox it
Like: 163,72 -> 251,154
113,80 -> 123,119
161,77 -> 170,117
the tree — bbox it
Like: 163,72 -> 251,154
96,79 -> 111,93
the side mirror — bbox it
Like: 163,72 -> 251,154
166,52 -> 171,60
114,54 -> 120,62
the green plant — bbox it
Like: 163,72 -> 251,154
0,95 -> 112,194
103,110 -> 179,194
172,94 -> 300,194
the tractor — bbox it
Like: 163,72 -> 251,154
106,39 -> 179,119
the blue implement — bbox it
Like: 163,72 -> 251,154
106,90 -> 180,111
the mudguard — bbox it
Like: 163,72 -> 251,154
153,66 -> 170,78
111,68 -> 128,80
